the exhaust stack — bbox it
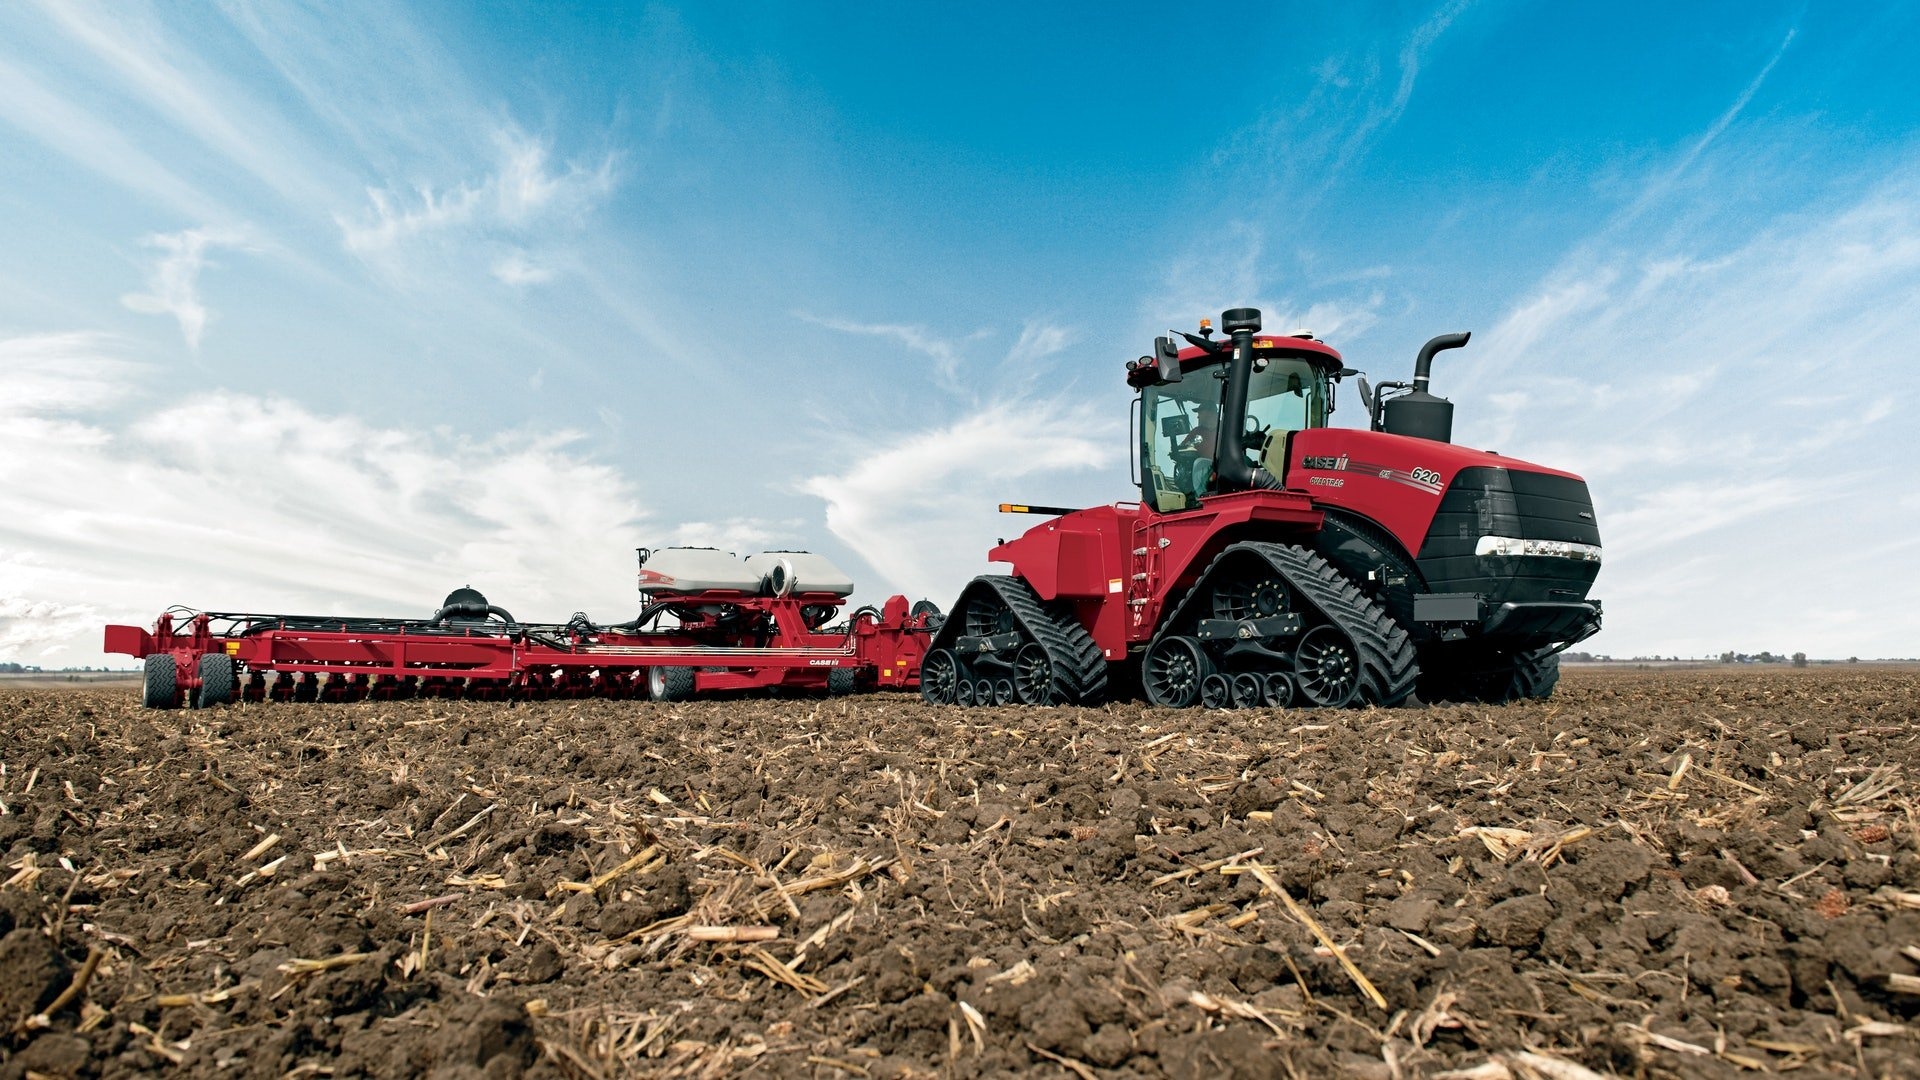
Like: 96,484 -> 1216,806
1382,331 -> 1470,443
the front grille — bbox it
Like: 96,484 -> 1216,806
1418,467 -> 1601,606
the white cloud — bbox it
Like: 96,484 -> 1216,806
1443,161 -> 1920,659
0,333 -> 676,665
119,226 -> 250,348
795,312 -> 983,387
27,0 -> 342,210
492,251 -> 555,286
800,399 -> 1118,602
668,519 -> 787,554
0,595 -> 96,658
339,130 -> 615,256
1006,321 -> 1077,365
0,56 -> 219,220
1330,0 -> 1470,175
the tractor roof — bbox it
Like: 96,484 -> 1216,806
1176,335 -> 1345,371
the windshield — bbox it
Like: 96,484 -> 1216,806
1139,356 -> 1329,512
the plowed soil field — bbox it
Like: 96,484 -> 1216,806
3,666 -> 1919,1079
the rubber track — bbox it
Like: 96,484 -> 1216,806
1155,542 -> 1418,708
931,576 -> 1108,705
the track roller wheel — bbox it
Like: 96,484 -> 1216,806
1142,635 -> 1210,708
1012,643 -> 1056,705
142,655 -> 177,710
920,649 -> 960,704
826,667 -> 857,696
955,678 -> 977,706
1229,672 -> 1265,709
1262,672 -> 1296,708
648,666 -> 695,702
993,678 -> 1016,705
972,679 -> 994,706
1295,625 -> 1360,707
1200,673 -> 1232,709
197,653 -> 237,708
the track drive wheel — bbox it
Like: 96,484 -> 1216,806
648,666 -> 695,702
1294,625 -> 1360,707
1142,635 -> 1210,708
920,649 -> 960,704
197,653 -> 237,708
142,654 -> 177,710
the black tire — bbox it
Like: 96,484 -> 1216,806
825,667 -> 857,696
142,654 -> 177,710
1142,635 -> 1210,708
197,653 -> 237,708
1419,646 -> 1561,704
1501,648 -> 1561,701
648,666 -> 695,702
1295,625 -> 1360,707
921,649 -> 960,704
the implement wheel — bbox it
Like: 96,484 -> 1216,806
826,667 -> 857,696
142,655 -> 177,710
648,666 -> 695,702
197,654 -> 237,708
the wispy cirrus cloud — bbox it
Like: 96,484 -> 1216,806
338,130 -> 616,258
119,226 -> 253,348
795,311 -> 987,388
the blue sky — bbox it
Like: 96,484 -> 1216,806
3,1 -> 1917,665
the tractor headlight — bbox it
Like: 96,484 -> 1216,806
1474,536 -> 1603,563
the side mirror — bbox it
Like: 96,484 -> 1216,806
1355,376 -> 1373,413
1154,337 -> 1183,384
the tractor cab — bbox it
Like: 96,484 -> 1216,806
1132,325 -> 1341,512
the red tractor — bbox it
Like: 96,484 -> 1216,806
921,307 -> 1602,710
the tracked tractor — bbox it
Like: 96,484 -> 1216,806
923,308 -> 1603,709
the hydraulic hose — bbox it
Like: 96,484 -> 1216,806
431,601 -> 517,627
